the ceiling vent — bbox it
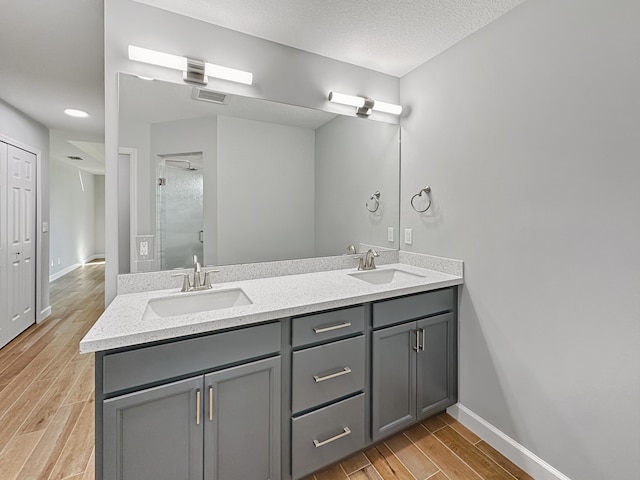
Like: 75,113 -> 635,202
66,155 -> 83,160
191,88 -> 229,105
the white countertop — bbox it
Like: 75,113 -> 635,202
80,263 -> 463,353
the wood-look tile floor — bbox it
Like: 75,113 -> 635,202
0,261 -> 533,480
0,261 -> 103,480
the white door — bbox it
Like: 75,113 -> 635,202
1,143 -> 36,347
0,142 -> 8,348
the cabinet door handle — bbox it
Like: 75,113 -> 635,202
196,389 -> 201,425
413,329 -> 420,351
419,328 -> 426,351
313,322 -> 351,334
313,367 -> 352,383
313,427 -> 352,448
209,387 -> 213,422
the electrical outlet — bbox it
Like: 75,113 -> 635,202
404,229 -> 413,245
387,227 -> 394,242
136,236 -> 155,261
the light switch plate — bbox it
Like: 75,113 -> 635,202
387,227 -> 394,242
404,228 -> 413,245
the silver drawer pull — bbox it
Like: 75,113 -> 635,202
313,322 -> 352,334
313,367 -> 352,383
313,427 -> 352,448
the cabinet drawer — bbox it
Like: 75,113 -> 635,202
292,306 -> 365,347
292,336 -> 365,413
103,322 -> 280,394
292,394 -> 365,479
373,288 -> 454,329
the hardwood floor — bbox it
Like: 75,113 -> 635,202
0,261 -> 532,480
0,261 -> 102,480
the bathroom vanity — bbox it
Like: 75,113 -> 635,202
82,260 -> 462,480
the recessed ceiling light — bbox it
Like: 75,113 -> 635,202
64,108 -> 89,118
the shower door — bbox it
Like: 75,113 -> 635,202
156,154 -> 204,270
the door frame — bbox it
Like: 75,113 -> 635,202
118,147 -> 138,273
0,133 -> 47,324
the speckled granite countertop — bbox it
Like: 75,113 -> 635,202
80,259 -> 463,354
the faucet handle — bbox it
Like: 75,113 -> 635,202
202,269 -> 220,289
355,256 -> 365,271
172,273 -> 191,292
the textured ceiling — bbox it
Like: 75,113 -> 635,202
135,0 -> 526,76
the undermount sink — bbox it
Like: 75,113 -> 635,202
348,268 -> 426,285
143,288 -> 252,319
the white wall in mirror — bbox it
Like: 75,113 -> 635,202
119,74 -> 400,272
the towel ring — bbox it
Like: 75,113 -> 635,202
411,186 -> 432,213
366,191 -> 381,213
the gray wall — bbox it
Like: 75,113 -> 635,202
399,0 -> 640,478
217,116 -> 315,264
0,99 -> 50,320
104,0 -> 399,303
49,159 -> 99,276
315,116 -> 399,256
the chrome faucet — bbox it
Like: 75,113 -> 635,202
173,255 -> 219,292
192,254 -> 202,289
356,248 -> 379,271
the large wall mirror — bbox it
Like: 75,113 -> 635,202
118,73 -> 400,272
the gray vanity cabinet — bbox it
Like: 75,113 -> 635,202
103,376 -> 204,480
371,289 -> 457,441
371,322 -> 417,439
99,322 -> 281,480
416,314 -> 455,418
97,287 -> 458,480
103,356 -> 280,480
204,357 -> 281,480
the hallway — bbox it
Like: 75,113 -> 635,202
0,261 -> 102,479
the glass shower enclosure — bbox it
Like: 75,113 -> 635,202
156,153 -> 204,270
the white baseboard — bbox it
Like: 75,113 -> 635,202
49,254 -> 105,282
38,306 -> 52,323
49,263 -> 81,282
447,403 -> 571,480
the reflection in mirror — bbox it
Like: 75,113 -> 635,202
157,152 -> 204,269
118,73 -> 400,273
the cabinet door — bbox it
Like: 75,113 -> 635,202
103,376 -> 204,480
416,313 -> 456,419
371,322 -> 417,441
204,356 -> 281,480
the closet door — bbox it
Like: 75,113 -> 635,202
0,142 -> 8,348
6,144 -> 36,343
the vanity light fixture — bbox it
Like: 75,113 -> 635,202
328,91 -> 402,117
128,45 -> 253,86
